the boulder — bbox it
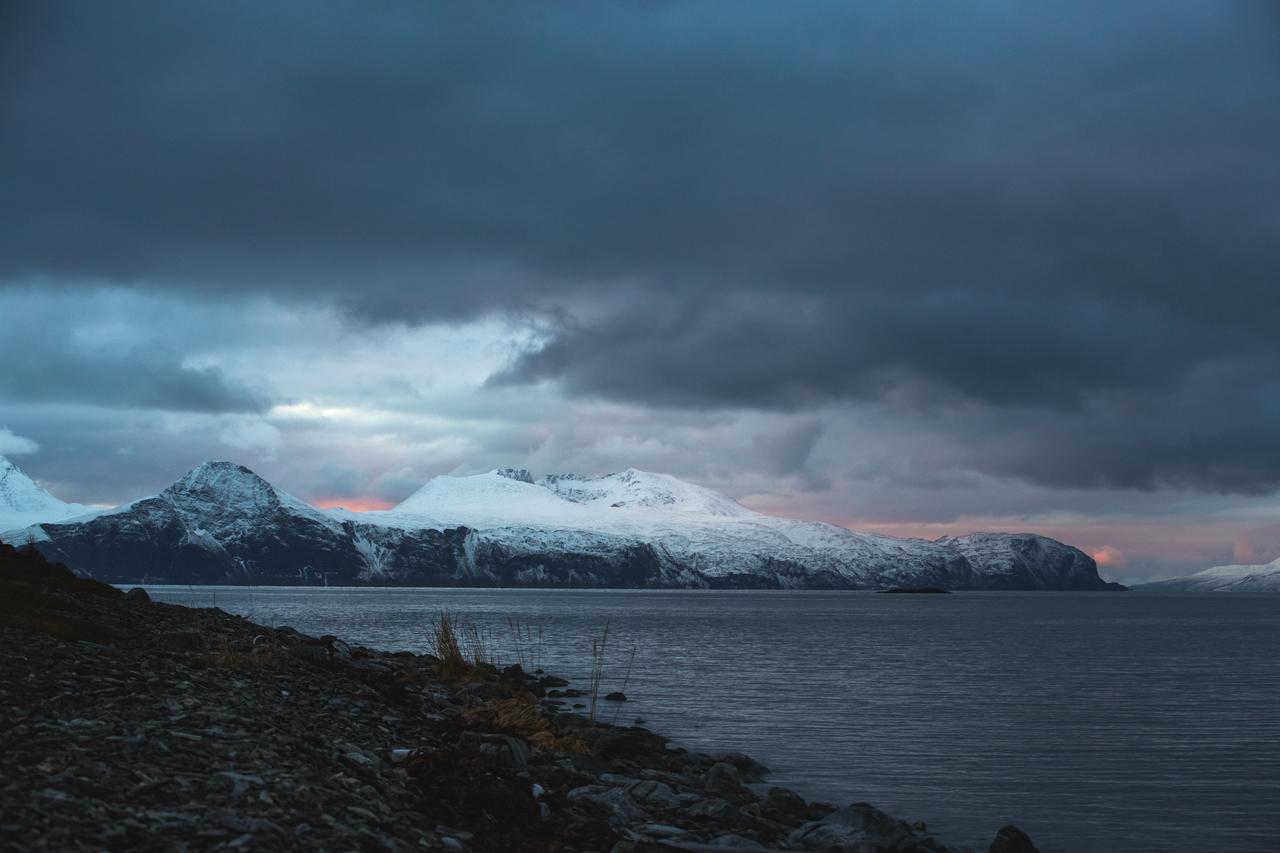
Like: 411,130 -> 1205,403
710,751 -> 770,782
789,802 -> 940,852
567,784 -> 652,826
624,779 -> 680,809
763,786 -> 809,820
989,825 -> 1038,853
705,762 -> 754,805
592,727 -> 668,761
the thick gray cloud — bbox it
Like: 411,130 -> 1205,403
0,348 -> 262,413
2,0 -> 1279,521
4,2 -> 1276,318
0,290 -> 265,413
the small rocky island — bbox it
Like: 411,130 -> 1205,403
0,543 -> 1037,852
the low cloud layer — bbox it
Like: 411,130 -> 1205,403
0,428 -> 40,457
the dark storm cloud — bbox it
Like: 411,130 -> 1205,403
958,362 -> 1280,495
490,290 -> 1250,410
3,1 -> 1279,494
0,346 -> 264,413
4,2 -> 1276,317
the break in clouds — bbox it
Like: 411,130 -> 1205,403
2,1 -> 1280,578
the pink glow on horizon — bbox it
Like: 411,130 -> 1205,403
1090,546 -> 1126,569
310,496 -> 397,512
746,505 -> 1280,580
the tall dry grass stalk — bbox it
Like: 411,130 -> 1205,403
610,646 -> 638,725
506,617 -> 544,672
588,621 -> 610,721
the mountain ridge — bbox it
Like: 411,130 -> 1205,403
1133,558 -> 1280,592
1,458 -> 1124,590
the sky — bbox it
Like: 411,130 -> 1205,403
2,1 -> 1279,582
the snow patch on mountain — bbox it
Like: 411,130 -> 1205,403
390,469 -> 596,527
540,469 -> 753,517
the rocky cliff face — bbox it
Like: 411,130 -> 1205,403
7,461 -> 1123,590
938,533 -> 1125,591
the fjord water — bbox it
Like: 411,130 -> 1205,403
145,588 -> 1279,852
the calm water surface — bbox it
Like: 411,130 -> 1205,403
143,587 -> 1280,853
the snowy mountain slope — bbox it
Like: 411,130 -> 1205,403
18,462 -> 1122,589
0,456 -> 97,536
540,469 -> 754,517
352,467 -> 1118,590
1133,558 -> 1280,592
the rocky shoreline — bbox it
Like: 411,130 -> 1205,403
0,543 -> 1037,852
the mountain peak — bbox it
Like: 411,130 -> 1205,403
0,456 -> 93,534
0,450 -> 60,512
163,461 -> 283,514
0,455 -> 66,515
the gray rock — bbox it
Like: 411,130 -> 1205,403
789,802 -> 931,852
763,786 -> 809,819
710,751 -> 770,782
461,732 -> 530,768
592,728 -> 668,761
637,823 -> 691,839
685,797 -> 741,824
567,785 -> 653,826
989,825 -> 1038,853
625,779 -> 680,809
705,762 -> 754,805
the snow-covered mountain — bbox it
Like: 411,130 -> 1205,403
0,456 -> 96,535
15,462 -> 466,585
7,462 -> 1124,590
1133,558 -> 1280,592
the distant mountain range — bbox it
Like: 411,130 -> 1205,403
1133,559 -> 1280,592
0,457 -> 1125,590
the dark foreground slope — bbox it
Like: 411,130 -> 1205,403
0,543 -> 1037,852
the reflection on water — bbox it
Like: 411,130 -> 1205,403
143,586 -> 1280,853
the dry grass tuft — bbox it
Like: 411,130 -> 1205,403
460,696 -> 588,754
430,611 -> 466,670
429,611 -> 499,682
